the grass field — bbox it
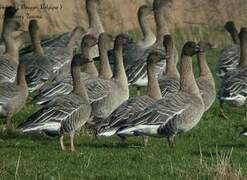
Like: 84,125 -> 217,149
1,47 -> 247,179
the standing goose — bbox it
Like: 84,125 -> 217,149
0,51 -> 28,128
116,42 -> 204,148
18,55 -> 92,152
197,41 -> 216,111
126,0 -> 177,88
34,33 -> 113,105
97,51 -> 165,144
159,35 -> 180,97
0,7 -> 20,83
21,20 -> 53,92
87,34 -> 131,124
108,4 -> 155,64
216,21 -> 240,77
219,28 -> 247,119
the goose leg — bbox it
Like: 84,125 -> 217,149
70,133 -> 75,152
167,135 -> 175,148
118,135 -> 127,143
137,86 -> 141,96
143,136 -> 149,146
60,135 -> 66,151
219,100 -> 228,119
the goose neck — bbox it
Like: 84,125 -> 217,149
81,48 -> 98,77
165,49 -> 179,78
3,28 -> 19,63
113,44 -> 128,84
30,31 -> 44,56
87,4 -> 104,33
72,65 -> 89,99
180,55 -> 200,95
229,29 -> 239,44
239,36 -> 247,68
197,52 -> 211,78
154,8 -> 169,40
98,44 -> 112,79
147,65 -> 162,100
16,63 -> 27,88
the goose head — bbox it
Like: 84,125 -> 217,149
138,4 -> 153,17
114,33 -> 133,47
224,21 -> 237,34
197,41 -> 215,52
147,51 -> 166,66
81,34 -> 98,49
153,0 -> 173,11
71,54 -> 93,68
98,32 -> 114,50
182,41 -> 201,57
4,6 -> 18,19
86,0 -> 100,10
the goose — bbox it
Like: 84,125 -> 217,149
116,41 -> 204,148
197,41 -> 216,111
20,20 -> 53,92
0,13 -> 21,84
218,27 -> 247,120
126,0 -> 177,88
97,51 -> 165,145
33,33 -> 113,105
0,52 -> 28,128
216,21 -> 240,77
87,34 -> 131,124
18,55 -> 92,152
158,34 -> 180,97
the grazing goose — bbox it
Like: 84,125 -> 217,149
21,20 -> 53,92
18,55 -> 92,152
197,41 -> 216,111
116,42 -> 204,148
158,35 -> 180,97
216,21 -> 240,77
97,51 -> 165,145
0,57 -> 28,128
34,33 -> 112,105
126,0 -> 177,88
218,28 -> 247,119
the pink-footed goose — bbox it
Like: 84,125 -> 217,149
33,33 -> 113,105
216,21 -> 240,77
197,41 -> 216,112
219,28 -> 247,120
116,42 -> 204,148
97,51 -> 165,145
0,23 -> 28,128
18,55 -> 92,152
126,0 -> 178,89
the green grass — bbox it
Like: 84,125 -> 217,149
1,47 -> 247,179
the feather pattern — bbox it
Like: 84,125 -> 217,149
216,44 -> 240,77
0,58 -> 18,83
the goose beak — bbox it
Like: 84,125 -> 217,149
195,44 -> 204,53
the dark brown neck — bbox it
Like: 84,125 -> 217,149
81,46 -> 98,76
98,44 -> 112,79
154,8 -> 169,41
165,47 -> 179,78
239,37 -> 247,68
30,31 -> 44,56
197,52 -> 211,77
72,65 -> 89,99
147,65 -> 162,100
228,29 -> 239,44
16,63 -> 27,88
3,27 -> 19,62
180,55 -> 200,95
138,12 -> 154,43
87,5 -> 104,33
113,44 -> 128,84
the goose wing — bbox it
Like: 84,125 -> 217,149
216,44 -> 240,77
18,94 -> 84,135
219,68 -> 247,100
159,77 -> 180,97
0,58 -> 17,83
0,83 -> 20,105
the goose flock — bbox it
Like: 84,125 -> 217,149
0,0 -> 247,152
